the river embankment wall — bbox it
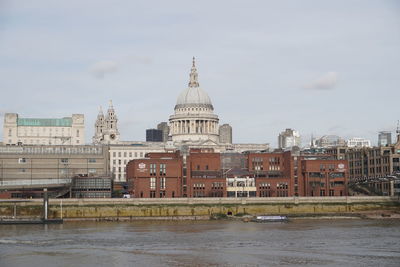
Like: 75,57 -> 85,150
0,196 -> 399,219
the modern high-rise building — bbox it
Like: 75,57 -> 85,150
157,122 -> 170,142
378,131 -> 392,147
278,128 -> 301,149
146,129 -> 163,142
3,113 -> 85,145
93,100 -> 120,144
219,124 -> 233,144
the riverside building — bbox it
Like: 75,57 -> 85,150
126,149 -> 348,198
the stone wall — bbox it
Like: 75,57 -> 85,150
0,196 -> 398,220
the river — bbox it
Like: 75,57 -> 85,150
0,219 -> 399,267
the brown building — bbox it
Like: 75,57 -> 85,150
187,149 -> 225,197
326,139 -> 400,182
126,150 -> 349,198
126,151 -> 183,198
300,159 -> 348,196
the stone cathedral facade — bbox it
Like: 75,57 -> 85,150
92,101 -> 120,144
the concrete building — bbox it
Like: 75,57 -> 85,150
92,101 -> 120,144
378,131 -> 392,147
315,135 -> 346,148
219,124 -> 233,144
0,145 -> 109,184
146,129 -> 163,142
346,137 -> 371,148
278,128 -> 301,149
157,122 -> 170,142
3,113 -> 85,146
109,143 -> 166,182
169,58 -> 220,144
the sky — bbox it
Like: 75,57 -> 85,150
0,0 -> 399,147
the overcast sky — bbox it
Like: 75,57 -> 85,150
0,0 -> 399,147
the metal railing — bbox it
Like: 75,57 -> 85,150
0,178 -> 72,187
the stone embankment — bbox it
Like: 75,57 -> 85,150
0,196 -> 399,220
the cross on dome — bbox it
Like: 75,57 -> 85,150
188,56 -> 199,87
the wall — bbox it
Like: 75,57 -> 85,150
0,197 -> 398,219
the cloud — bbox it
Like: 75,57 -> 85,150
89,60 -> 118,79
304,72 -> 338,90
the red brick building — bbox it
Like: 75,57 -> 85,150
248,152 -> 293,197
187,149 -> 225,197
126,150 -> 348,198
300,159 -> 348,196
126,151 -> 183,198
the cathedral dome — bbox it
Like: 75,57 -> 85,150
174,58 -> 214,110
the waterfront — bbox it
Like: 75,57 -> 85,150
0,219 -> 399,267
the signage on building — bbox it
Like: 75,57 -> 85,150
336,164 -> 346,172
137,162 -> 147,172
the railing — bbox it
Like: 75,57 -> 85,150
0,178 -> 72,187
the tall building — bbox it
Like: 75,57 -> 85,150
93,100 -> 120,144
346,137 -> 371,148
146,129 -> 163,142
3,113 -> 84,145
378,131 -> 392,147
219,124 -> 233,144
278,128 -> 301,149
157,122 -> 170,142
169,58 -> 220,144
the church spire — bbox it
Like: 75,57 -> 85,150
188,57 -> 199,87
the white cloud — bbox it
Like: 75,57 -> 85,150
89,60 -> 118,79
304,72 -> 338,90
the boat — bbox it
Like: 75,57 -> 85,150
251,215 -> 288,222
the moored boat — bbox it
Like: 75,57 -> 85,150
251,215 -> 288,222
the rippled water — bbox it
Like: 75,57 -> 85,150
0,219 -> 399,267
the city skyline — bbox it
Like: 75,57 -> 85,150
1,1 -> 399,147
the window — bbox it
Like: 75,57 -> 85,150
60,158 -> 68,163
113,159 -> 116,165
160,164 -> 166,176
88,169 -> 96,174
160,191 -> 165,198
150,191 -> 156,198
8,128 -> 12,137
160,177 -> 166,189
89,158 -> 96,163
150,177 -> 156,190
118,152 -> 121,157
18,158 -> 27,163
140,152 -> 143,157
129,152 -> 132,157
124,152 -> 127,157
113,152 -> 116,157
76,130 -> 80,137
205,165 -> 209,170
150,164 -> 156,176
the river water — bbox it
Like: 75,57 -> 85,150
0,219 -> 399,267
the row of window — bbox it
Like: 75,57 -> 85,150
17,158 -> 96,163
112,151 -> 145,158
